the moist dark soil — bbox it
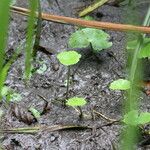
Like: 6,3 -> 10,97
1,0 -> 150,150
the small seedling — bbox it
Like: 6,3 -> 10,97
123,110 -> 150,126
68,28 -> 112,53
1,86 -> 22,103
109,79 -> 130,90
29,107 -> 41,120
36,61 -> 47,74
66,97 -> 87,119
57,51 -> 81,105
127,38 -> 150,58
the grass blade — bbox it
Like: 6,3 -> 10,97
25,1 -> 38,80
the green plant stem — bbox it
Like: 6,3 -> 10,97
128,5 -> 150,111
121,5 -> 150,150
65,66 -> 70,103
78,106 -> 83,119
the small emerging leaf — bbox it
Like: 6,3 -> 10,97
37,63 -> 47,74
10,0 -> 16,6
1,86 -> 9,96
109,79 -> 130,90
29,107 -> 41,119
82,15 -> 94,21
10,93 -> 22,102
66,97 -> 87,107
138,112 -> 150,125
123,110 -> 139,126
57,51 -> 81,66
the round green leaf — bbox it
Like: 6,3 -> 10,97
57,51 -> 81,66
123,110 -> 139,126
138,112 -> 150,125
68,28 -> 112,52
66,97 -> 87,107
109,79 -> 130,90
68,30 -> 89,48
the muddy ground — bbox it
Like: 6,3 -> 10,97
0,0 -> 150,149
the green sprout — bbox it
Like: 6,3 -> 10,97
57,51 -> 81,105
66,97 -> 87,119
123,110 -> 150,126
29,107 -> 41,120
109,79 -> 130,90
68,28 -> 112,53
1,86 -> 22,103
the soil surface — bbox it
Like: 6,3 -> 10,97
1,0 -> 150,150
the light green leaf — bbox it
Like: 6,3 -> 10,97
10,0 -> 16,6
79,16 -> 94,29
138,112 -> 150,125
66,97 -> 87,107
29,107 -> 41,119
82,15 -> 94,21
127,38 -> 150,58
123,110 -> 139,126
10,93 -> 22,102
138,42 -> 150,58
1,86 -> 9,96
109,79 -> 130,90
57,51 -> 81,66
68,28 -> 112,53
127,38 -> 150,50
37,63 -> 47,74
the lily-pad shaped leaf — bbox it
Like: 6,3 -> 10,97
57,51 -> 81,66
66,97 -> 87,107
109,79 -> 130,90
138,112 -> 150,125
29,107 -> 41,119
123,110 -> 139,126
127,38 -> 150,58
68,28 -> 112,53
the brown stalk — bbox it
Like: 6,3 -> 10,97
10,6 -> 150,33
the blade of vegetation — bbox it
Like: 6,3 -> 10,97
79,0 -> 108,17
25,0 -> 38,80
0,44 -> 22,100
0,0 -> 10,74
0,124 -> 91,134
120,5 -> 150,150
